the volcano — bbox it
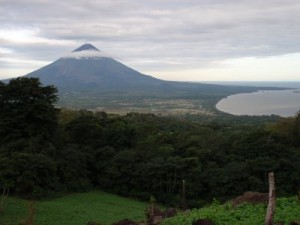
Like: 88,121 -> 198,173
21,44 -> 269,110
25,43 -> 164,90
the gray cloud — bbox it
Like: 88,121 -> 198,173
1,0 -> 300,78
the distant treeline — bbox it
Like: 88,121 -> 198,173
1,78 -> 300,207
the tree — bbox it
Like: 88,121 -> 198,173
0,77 -> 58,145
0,77 -> 59,196
0,159 -> 12,213
65,115 -> 104,147
0,153 -> 58,197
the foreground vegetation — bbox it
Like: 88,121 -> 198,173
1,193 -> 299,225
163,197 -> 300,225
1,191 -> 149,225
1,78 -> 300,209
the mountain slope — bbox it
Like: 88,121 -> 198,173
17,43 -> 278,112
25,44 -> 163,90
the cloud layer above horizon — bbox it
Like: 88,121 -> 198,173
1,0 -> 300,81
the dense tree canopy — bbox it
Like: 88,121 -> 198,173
1,77 -> 300,206
0,77 -> 59,196
0,77 -> 58,143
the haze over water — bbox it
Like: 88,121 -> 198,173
214,82 -> 300,117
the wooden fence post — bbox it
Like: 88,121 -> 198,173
265,172 -> 275,225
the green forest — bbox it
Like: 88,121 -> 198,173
1,77 -> 300,210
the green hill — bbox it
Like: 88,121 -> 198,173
1,191 -> 151,225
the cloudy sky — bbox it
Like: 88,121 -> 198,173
1,0 -> 300,81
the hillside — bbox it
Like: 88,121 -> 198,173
1,191 -> 150,225
2,77 -> 300,225
1,78 -> 299,209
2,193 -> 299,225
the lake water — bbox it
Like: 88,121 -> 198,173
213,82 -> 300,117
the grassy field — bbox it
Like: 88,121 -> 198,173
2,192 -> 299,225
162,197 -> 300,225
0,191 -> 149,225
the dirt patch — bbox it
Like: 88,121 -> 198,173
231,191 -> 268,207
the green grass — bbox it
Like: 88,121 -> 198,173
0,197 -> 29,225
162,197 -> 300,225
0,191 -> 149,225
3,193 -> 299,225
